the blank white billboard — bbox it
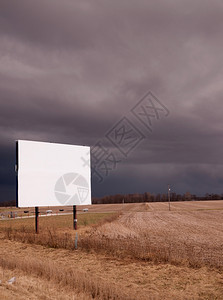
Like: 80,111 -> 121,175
16,140 -> 91,207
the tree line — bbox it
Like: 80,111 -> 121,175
92,192 -> 223,204
1,192 -> 222,207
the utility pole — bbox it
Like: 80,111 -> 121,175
168,184 -> 171,211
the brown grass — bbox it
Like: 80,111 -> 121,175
3,208 -> 222,269
1,212 -> 121,251
0,266 -> 91,300
0,212 -> 117,230
0,254 -> 138,300
81,209 -> 223,269
0,201 -> 223,299
0,238 -> 223,300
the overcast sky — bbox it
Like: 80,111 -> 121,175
1,0 -> 223,202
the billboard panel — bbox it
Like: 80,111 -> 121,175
16,140 -> 91,207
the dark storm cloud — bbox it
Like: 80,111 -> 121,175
1,0 -> 223,201
0,0 -> 95,49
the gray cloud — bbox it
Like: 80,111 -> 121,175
1,0 -> 223,201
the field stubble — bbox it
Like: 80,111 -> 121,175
0,201 -> 223,299
87,209 -> 223,268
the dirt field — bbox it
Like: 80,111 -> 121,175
0,200 -> 223,299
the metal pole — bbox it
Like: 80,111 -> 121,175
168,184 -> 171,211
35,206 -> 39,234
73,205 -> 77,230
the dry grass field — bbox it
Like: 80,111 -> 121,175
0,200 -> 223,299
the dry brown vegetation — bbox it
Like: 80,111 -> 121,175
83,208 -> 223,269
0,266 -> 91,300
0,250 -> 136,300
0,201 -> 223,299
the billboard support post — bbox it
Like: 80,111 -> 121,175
73,205 -> 77,230
35,207 -> 39,234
